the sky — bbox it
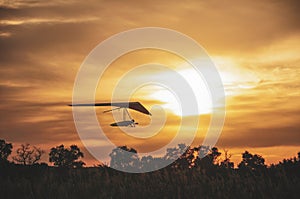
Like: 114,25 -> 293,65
0,0 -> 299,166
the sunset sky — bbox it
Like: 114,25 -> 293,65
0,0 -> 299,166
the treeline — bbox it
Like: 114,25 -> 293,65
1,138 -> 299,171
0,139 -> 85,168
1,139 -> 300,198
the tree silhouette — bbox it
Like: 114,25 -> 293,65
13,143 -> 44,165
139,155 -> 168,171
238,151 -> 266,171
0,139 -> 12,163
49,144 -> 85,168
109,145 -> 139,171
194,147 -> 221,171
140,155 -> 154,171
211,147 -> 222,163
164,143 -> 190,169
172,145 -> 205,169
220,149 -> 234,169
164,143 -> 188,161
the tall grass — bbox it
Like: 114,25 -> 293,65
0,160 -> 299,199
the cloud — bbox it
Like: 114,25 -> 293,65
218,124 -> 300,148
0,0 -> 77,9
0,17 -> 100,25
0,0 -> 299,165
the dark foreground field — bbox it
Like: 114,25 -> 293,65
1,161 -> 299,199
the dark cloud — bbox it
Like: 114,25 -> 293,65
0,98 -> 76,144
219,94 -> 300,148
1,0 -> 300,58
218,124 -> 300,148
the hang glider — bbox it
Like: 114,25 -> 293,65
110,120 -> 138,127
69,102 -> 151,127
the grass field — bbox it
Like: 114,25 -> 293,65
1,156 -> 299,199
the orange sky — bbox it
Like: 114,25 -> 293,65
0,0 -> 299,166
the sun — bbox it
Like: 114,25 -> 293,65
148,68 -> 213,117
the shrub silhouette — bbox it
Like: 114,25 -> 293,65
0,139 -> 12,164
13,143 -> 44,165
238,151 -> 266,171
49,144 -> 85,168
109,145 -> 139,171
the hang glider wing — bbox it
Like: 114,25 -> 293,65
70,102 -> 151,116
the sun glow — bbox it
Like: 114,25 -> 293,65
149,68 -> 213,117
147,57 -> 261,117
212,56 -> 262,96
